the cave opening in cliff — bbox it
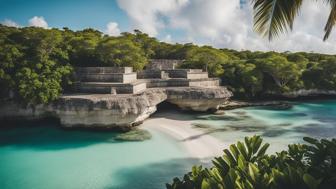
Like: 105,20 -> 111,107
155,101 -> 181,114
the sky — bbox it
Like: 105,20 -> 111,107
1,0 -> 336,54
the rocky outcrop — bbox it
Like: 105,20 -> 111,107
280,89 -> 336,98
0,87 -> 232,130
166,87 -> 232,111
218,100 -> 292,110
51,88 -> 167,129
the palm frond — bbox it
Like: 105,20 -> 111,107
252,0 -> 303,40
324,0 -> 336,40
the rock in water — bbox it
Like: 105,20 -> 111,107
114,129 -> 152,141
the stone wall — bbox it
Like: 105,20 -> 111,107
76,73 -> 137,83
144,78 -> 220,88
147,59 -> 184,70
137,70 -> 168,79
75,81 -> 146,94
76,67 -> 133,74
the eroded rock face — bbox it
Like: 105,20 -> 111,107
52,88 -> 167,129
166,87 -> 232,111
0,87 -> 232,129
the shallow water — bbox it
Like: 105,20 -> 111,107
193,100 -> 336,152
0,100 -> 336,189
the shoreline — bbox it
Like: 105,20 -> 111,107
141,112 -> 227,161
218,100 -> 293,110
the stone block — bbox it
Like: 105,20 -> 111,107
186,72 -> 208,79
77,73 -> 137,83
76,67 -> 133,74
75,81 -> 146,94
137,70 -> 169,79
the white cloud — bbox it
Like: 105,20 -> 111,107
117,0 -> 188,36
116,0 -> 336,54
28,16 -> 48,28
1,19 -> 20,27
106,22 -> 121,36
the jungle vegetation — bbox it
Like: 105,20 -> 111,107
1,25 -> 336,104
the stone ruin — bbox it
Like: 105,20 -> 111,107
74,67 -> 146,94
0,60 -> 232,129
147,59 -> 184,70
138,59 -> 220,88
74,60 -> 221,95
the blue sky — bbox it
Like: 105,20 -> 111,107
0,0 -> 128,31
1,0 -> 336,54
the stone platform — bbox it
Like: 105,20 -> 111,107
76,81 -> 146,94
77,73 -> 137,83
138,68 -> 220,88
164,69 -> 208,79
142,78 -> 220,88
74,67 -> 146,94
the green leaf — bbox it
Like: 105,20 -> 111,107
201,179 -> 211,189
252,0 -> 303,40
237,141 -> 249,160
303,174 -> 320,189
257,143 -> 270,157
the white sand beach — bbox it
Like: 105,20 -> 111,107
141,112 -> 227,160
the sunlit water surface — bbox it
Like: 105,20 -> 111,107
0,100 -> 335,189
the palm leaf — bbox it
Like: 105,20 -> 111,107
324,0 -> 336,40
252,0 -> 303,40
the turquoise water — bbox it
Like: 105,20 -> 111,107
0,123 -> 197,189
0,100 -> 336,189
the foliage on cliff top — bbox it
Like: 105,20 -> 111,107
167,136 -> 336,189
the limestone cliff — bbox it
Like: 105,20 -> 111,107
50,88 -> 167,129
166,87 -> 232,111
0,87 -> 232,129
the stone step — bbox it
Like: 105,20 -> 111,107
137,70 -> 169,79
142,78 -> 220,88
76,67 -> 133,74
186,72 -> 208,79
76,73 -> 137,83
164,69 -> 208,79
75,81 -> 146,94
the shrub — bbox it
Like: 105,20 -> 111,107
166,136 -> 336,189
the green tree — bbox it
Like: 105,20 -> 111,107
96,37 -> 148,70
222,61 -> 263,98
68,28 -> 102,66
303,57 -> 336,89
0,27 -> 72,105
181,47 -> 229,77
254,53 -> 306,92
121,30 -> 159,58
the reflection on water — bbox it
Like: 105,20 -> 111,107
192,100 -> 336,152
